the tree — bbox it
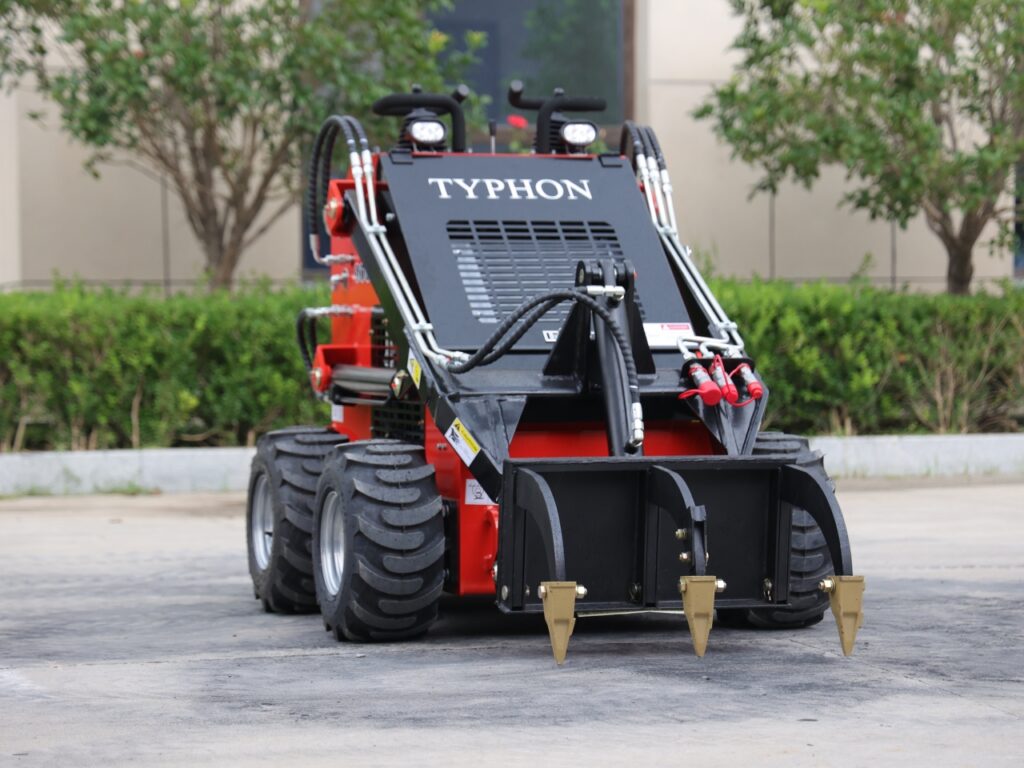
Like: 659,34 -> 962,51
697,0 -> 1024,294
0,0 -> 481,288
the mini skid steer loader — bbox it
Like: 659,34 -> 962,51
246,83 -> 864,663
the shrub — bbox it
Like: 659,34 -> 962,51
0,283 -> 328,451
0,281 -> 1020,451
716,280 -> 1024,435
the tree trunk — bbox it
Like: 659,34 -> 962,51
205,239 -> 243,290
944,238 -> 975,295
207,243 -> 241,290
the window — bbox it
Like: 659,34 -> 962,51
431,0 -> 628,132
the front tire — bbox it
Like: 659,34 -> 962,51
717,431 -> 833,629
313,440 -> 445,642
247,427 -> 346,613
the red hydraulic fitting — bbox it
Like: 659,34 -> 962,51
734,363 -> 764,400
681,362 -> 722,406
709,355 -> 739,405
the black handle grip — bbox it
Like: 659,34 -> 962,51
507,80 -> 545,110
371,92 -> 467,151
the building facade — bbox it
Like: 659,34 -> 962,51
0,0 -> 1015,291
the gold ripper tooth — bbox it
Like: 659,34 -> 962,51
539,581 -> 579,665
680,575 -> 718,657
819,575 -> 865,656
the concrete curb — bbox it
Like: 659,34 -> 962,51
0,447 -> 255,496
809,434 -> 1024,480
1,434 -> 1022,495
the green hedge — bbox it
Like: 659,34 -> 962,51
0,284 -> 329,451
1,282 -> 1021,451
715,280 -> 1023,435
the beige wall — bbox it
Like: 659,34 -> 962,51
1,86 -> 300,290
0,92 -> 22,288
0,2 -> 1014,291
634,0 -> 1012,288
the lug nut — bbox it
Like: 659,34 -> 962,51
537,585 -> 546,598
679,552 -> 691,564
715,579 -> 727,593
675,528 -> 688,541
501,585 -> 509,600
575,585 -> 588,598
819,577 -> 836,593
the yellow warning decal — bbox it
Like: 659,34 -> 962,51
444,417 -> 480,466
408,354 -> 422,389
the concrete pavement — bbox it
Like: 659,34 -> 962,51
0,481 -> 1022,766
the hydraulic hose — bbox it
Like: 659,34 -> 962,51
446,288 -> 645,451
296,312 -> 315,374
619,121 -> 644,161
307,116 -> 359,263
445,287 -> 642,418
642,125 -> 666,170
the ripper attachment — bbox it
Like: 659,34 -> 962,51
820,575 -> 866,656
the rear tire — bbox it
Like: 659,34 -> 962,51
717,432 -> 833,629
247,427 -> 347,613
313,440 -> 445,642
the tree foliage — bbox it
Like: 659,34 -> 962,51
697,0 -> 1024,293
0,0 -> 481,287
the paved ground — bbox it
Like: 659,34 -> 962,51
1,480 -> 1022,767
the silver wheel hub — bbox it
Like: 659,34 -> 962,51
320,490 -> 345,597
251,473 -> 274,571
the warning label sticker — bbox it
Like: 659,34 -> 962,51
643,322 -> 694,349
464,479 -> 495,506
445,418 -> 481,467
408,354 -> 422,389
330,403 -> 344,423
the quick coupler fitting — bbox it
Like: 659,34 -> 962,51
683,362 -> 722,407
733,363 -> 764,400
630,422 -> 645,448
709,356 -> 739,405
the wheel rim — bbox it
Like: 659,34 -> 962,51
251,473 -> 274,571
320,490 -> 345,597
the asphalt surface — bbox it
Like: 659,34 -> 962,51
1,480 -> 1022,766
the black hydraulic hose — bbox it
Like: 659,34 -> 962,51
637,123 -> 657,167
445,291 -> 572,373
446,288 -> 641,415
642,125 -> 667,170
344,114 -> 369,149
476,298 -> 562,366
296,311 -> 313,374
619,120 -> 644,161
307,116 -> 358,262
308,117 -> 353,230
317,122 -> 352,222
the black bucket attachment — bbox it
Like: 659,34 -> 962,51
495,454 -> 861,662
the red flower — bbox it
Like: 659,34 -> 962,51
506,114 -> 528,129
